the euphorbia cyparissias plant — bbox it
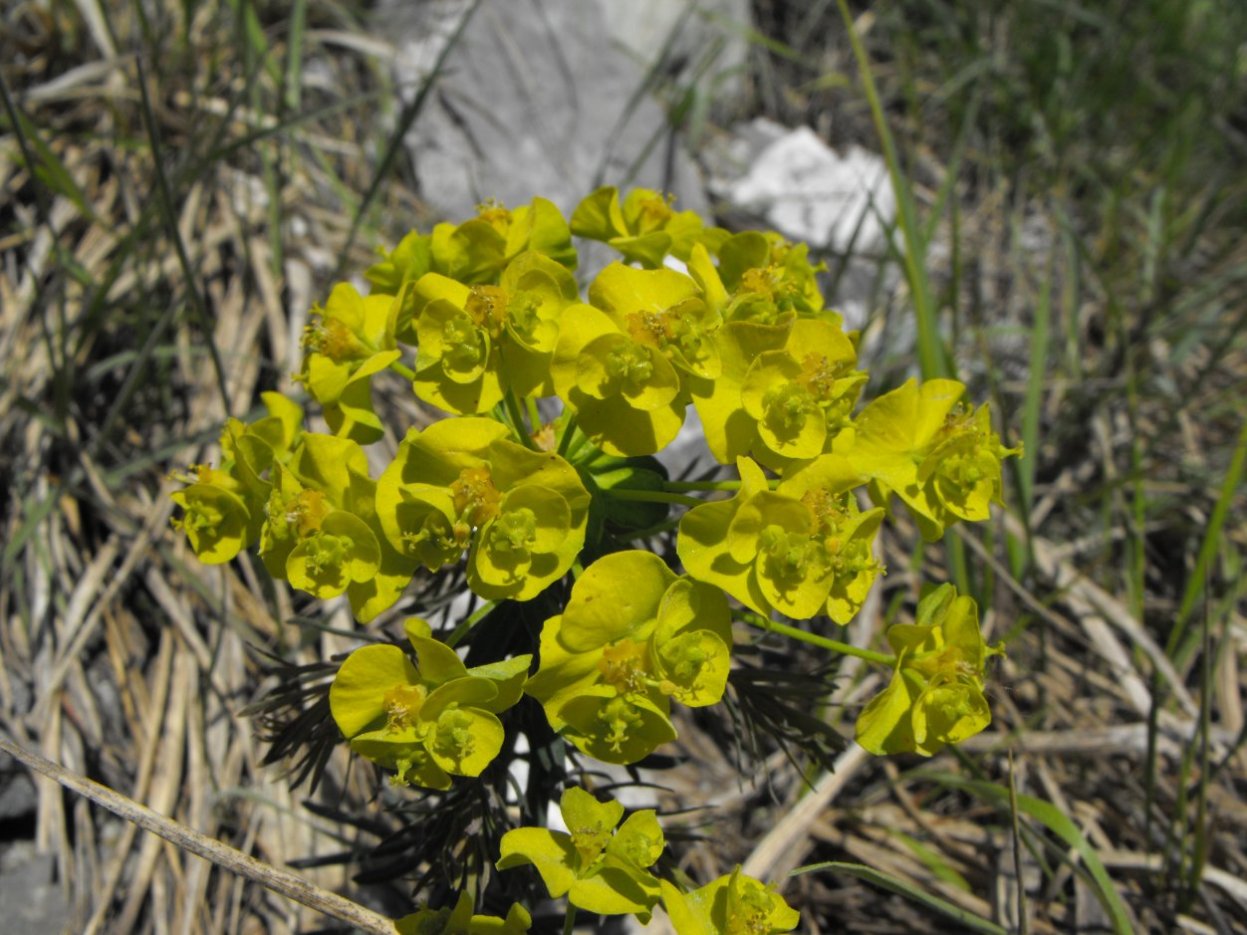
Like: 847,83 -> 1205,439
171,187 -> 1021,931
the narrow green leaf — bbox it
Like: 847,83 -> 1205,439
1169,417 -> 1247,664
792,861 -> 1005,934
922,774 -> 1134,934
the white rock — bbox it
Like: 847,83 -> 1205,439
374,0 -> 710,222
725,126 -> 895,255
595,0 -> 752,111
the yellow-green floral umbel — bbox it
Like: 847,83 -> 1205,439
677,455 -> 884,623
524,551 -> 732,764
375,417 -> 590,601
329,618 -> 529,789
834,377 -> 1020,540
395,891 -> 532,935
168,187 -> 1027,935
659,866 -> 800,934
498,786 -> 666,922
855,584 -> 1003,755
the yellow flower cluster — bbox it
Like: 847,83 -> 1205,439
170,188 -> 1023,932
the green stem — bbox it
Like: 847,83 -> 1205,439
526,394 -> 541,431
664,479 -> 742,492
445,600 -> 498,648
835,0 -> 947,380
388,359 -> 417,382
604,488 -> 703,508
562,907 -> 576,935
569,434 -> 607,465
556,411 -> 579,458
663,478 -> 781,494
505,391 -> 537,450
618,518 -> 681,540
742,611 -> 895,667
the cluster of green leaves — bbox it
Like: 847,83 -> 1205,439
172,186 -> 1018,930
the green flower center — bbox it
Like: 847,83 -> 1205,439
182,497 -> 223,533
910,645 -> 978,684
432,707 -> 476,764
634,193 -> 673,232
658,637 -> 710,697
761,383 -> 815,435
605,342 -> 655,389
826,534 -> 877,578
595,696 -> 644,755
615,831 -> 655,869
597,638 -> 650,696
939,449 -> 991,488
569,819 -> 613,868
758,525 -> 820,582
726,879 -> 775,935
442,314 -> 486,369
627,306 -> 713,370
300,530 -> 347,576
489,507 -> 537,554
801,488 -> 848,534
383,683 -> 428,732
507,290 -> 542,342
399,508 -> 464,558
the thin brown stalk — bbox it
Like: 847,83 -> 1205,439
0,736 -> 396,935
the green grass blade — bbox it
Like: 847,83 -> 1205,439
283,0 -> 309,114
792,861 -> 1005,934
338,0 -> 483,274
1168,417 -> 1247,663
135,56 -> 233,414
0,76 -> 99,224
889,830 -> 972,892
923,773 -> 1133,934
834,0 -> 947,380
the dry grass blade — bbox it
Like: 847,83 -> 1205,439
0,737 -> 397,935
741,742 -> 872,883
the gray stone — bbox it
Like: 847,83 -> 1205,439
715,121 -> 895,258
378,0 -> 710,223
0,728 -> 36,822
0,844 -> 70,935
0,759 -> 36,822
595,0 -> 752,114
706,118 -> 902,340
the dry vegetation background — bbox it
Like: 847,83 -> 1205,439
2,1 -> 1246,933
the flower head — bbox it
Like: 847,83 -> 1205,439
376,417 -> 590,601
571,186 -> 703,267
297,282 -> 402,443
329,618 -> 530,789
855,584 -> 1003,756
835,378 -> 1021,540
497,787 -> 665,921
524,551 -> 732,763
660,866 -> 800,934
396,891 -> 531,935
678,456 -> 882,624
